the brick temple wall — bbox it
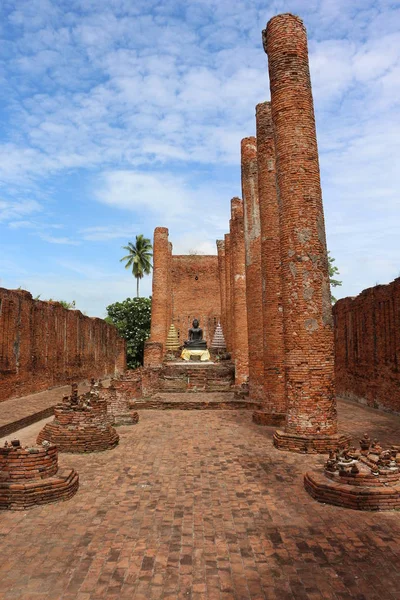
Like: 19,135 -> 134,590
171,255 -> 221,345
334,278 -> 400,413
0,288 -> 126,402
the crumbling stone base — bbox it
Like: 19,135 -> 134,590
304,471 -> 400,511
304,440 -> 400,510
273,430 -> 351,454
37,385 -> 119,453
252,411 -> 286,427
93,380 -> 139,426
0,441 -> 78,510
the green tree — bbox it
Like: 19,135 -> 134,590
105,297 -> 151,369
120,235 -> 153,297
328,251 -> 342,304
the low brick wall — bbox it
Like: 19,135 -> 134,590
0,287 -> 126,402
334,278 -> 400,413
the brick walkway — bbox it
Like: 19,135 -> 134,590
1,400 -> 399,600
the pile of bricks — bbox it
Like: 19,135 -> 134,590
0,439 -> 78,510
94,379 -> 139,426
305,435 -> 400,510
37,384 -> 119,452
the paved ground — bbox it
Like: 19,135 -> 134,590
1,400 -> 399,600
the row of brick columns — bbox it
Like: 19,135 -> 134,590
218,13 -> 350,453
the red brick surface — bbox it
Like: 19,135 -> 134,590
1,399 -> 400,597
256,102 -> 286,419
224,233 -> 232,353
264,14 -> 337,439
171,255 -> 221,345
37,387 -> 119,453
241,137 -> 264,402
216,240 -> 227,345
230,198 -> 249,387
0,288 -> 126,403
146,228 -> 171,364
0,442 -> 78,510
334,278 -> 400,414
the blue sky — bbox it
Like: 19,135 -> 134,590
0,0 -> 399,317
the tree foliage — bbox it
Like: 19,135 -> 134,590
120,234 -> 153,297
105,297 -> 151,369
328,251 -> 342,304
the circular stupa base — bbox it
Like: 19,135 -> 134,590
252,411 -> 286,427
37,424 -> 119,453
0,469 -> 79,511
273,430 -> 351,454
304,470 -> 400,511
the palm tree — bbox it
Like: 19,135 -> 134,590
120,235 -> 153,297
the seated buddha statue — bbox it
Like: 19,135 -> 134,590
183,318 -> 207,349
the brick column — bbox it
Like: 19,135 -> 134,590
229,227 -> 236,359
252,102 -> 286,427
144,227 -> 170,366
241,137 -> 264,401
216,240 -> 227,344
224,233 -> 232,353
230,198 -> 249,389
263,14 -> 350,453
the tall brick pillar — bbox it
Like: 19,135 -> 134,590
224,233 -> 232,352
229,226 -> 236,360
216,240 -> 227,344
241,137 -> 264,401
252,102 -> 286,427
230,198 -> 249,389
263,14 -> 350,453
144,227 -> 170,366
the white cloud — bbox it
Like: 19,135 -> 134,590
0,198 -> 41,222
80,225 -> 142,241
39,234 -> 80,245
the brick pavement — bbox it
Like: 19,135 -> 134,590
0,399 -> 399,600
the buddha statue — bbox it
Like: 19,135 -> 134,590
183,318 -> 207,349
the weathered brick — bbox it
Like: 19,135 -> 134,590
334,278 -> 400,413
230,198 -> 249,388
241,137 -> 264,402
0,441 -> 78,510
0,288 -> 125,403
253,102 -> 286,426
263,14 -> 346,451
145,227 -> 171,365
216,240 -> 227,346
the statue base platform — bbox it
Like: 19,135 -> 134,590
181,349 -> 211,362
273,429 -> 351,454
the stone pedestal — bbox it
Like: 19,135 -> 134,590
305,438 -> 400,510
37,385 -> 119,452
95,380 -> 139,426
0,440 -> 78,510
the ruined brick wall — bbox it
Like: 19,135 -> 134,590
171,255 -> 221,345
0,288 -> 126,402
334,278 -> 400,413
